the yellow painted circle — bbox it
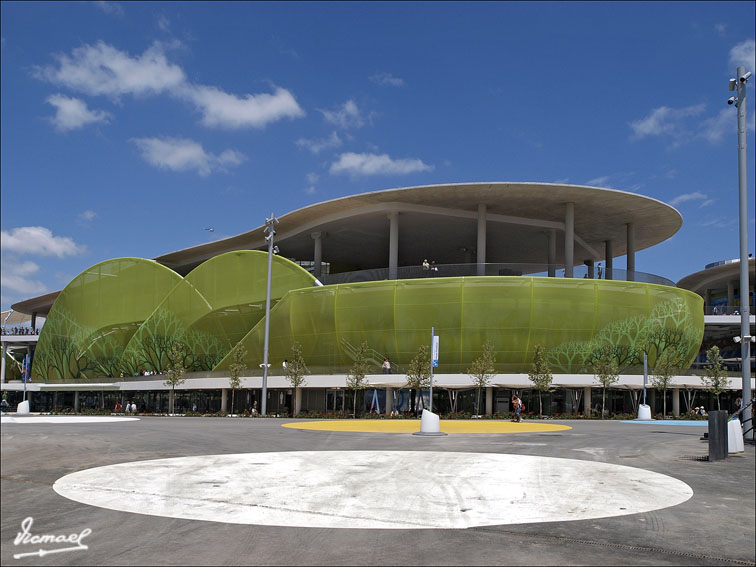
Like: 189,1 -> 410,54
282,420 -> 572,434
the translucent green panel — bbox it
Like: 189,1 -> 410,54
32,259 -> 182,382
215,277 -> 704,375
120,251 -> 315,373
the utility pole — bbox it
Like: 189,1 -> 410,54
261,213 -> 279,416
729,66 -> 753,442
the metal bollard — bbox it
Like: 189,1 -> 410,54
708,410 -> 728,462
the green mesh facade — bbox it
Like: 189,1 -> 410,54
33,261 -> 704,381
120,251 -> 316,374
214,277 -> 704,375
32,258 -> 182,382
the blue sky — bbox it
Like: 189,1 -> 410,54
1,1 -> 754,313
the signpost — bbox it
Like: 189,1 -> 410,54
429,328 -> 439,412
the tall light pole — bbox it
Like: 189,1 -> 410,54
729,66 -> 753,441
260,212 -> 279,416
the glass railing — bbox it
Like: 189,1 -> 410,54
318,263 -> 675,287
704,305 -> 754,316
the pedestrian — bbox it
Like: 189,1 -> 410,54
512,394 -> 523,423
382,358 -> 391,374
114,401 -> 122,412
282,359 -> 288,377
431,260 -> 439,275
1,394 -> 9,413
251,400 -> 258,415
422,259 -> 430,275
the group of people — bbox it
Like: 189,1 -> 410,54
114,401 -> 138,413
1,326 -> 40,335
422,259 -> 439,276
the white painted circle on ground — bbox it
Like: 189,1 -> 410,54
1,416 -> 139,424
53,451 -> 693,529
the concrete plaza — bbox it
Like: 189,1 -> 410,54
1,416 -> 754,566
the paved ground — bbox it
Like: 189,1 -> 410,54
1,416 -> 754,566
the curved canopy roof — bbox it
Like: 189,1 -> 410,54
155,182 -> 681,274
677,258 -> 755,296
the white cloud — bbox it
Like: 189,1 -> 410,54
180,85 -> 304,129
93,1 -> 123,16
320,100 -> 365,129
699,199 -> 716,208
669,192 -> 707,206
629,104 -> 706,140
369,72 -> 405,87
1,227 -> 86,257
729,39 -> 755,73
306,172 -> 319,184
1,272 -> 47,296
585,176 -> 610,186
304,186 -> 316,195
46,94 -> 111,131
714,23 -> 727,36
330,152 -> 434,176
79,210 -> 97,221
35,41 -> 185,97
157,14 -> 171,32
698,108 -> 733,144
131,136 -> 246,176
296,132 -> 342,154
35,41 -> 305,131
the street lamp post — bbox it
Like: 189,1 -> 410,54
261,213 -> 279,417
729,66 -> 753,442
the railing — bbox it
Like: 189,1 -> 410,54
319,263 -> 675,287
703,305 -> 755,316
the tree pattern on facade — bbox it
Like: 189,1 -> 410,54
544,298 -> 701,373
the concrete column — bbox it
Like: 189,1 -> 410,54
704,289 -> 712,313
1,342 -> 6,384
221,388 -> 228,413
564,203 -> 574,278
672,388 -> 680,417
605,240 -> 614,280
548,230 -> 556,277
477,204 -> 487,276
583,386 -> 591,417
295,388 -> 302,416
727,280 -> 735,313
311,232 -> 323,279
585,260 -> 595,279
385,388 -> 393,415
388,212 -> 399,280
626,223 -> 635,282
74,391 -> 80,412
485,386 -> 493,415
31,312 -> 37,331
100,391 -> 105,410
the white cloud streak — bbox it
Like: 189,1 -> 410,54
669,192 -> 707,206
585,176 -> 610,186
1,227 -> 86,257
320,100 -> 365,129
369,72 -> 405,86
330,152 -> 433,176
35,41 -> 304,130
628,104 -> 706,140
296,132 -> 342,154
131,136 -> 246,176
93,1 -> 123,17
729,39 -> 755,73
79,210 -> 97,221
46,94 -> 111,131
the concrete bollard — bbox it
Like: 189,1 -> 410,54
708,410 -> 728,461
728,418 -> 745,454
412,409 -> 447,436
637,404 -> 652,420
16,400 -> 30,415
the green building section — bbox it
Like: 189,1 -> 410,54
214,277 -> 704,375
120,251 -> 316,374
32,258 -> 182,382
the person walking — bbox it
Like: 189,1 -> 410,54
382,358 -> 391,374
512,394 -> 523,423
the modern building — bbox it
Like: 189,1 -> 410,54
2,182 -> 751,417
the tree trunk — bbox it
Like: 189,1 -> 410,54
410,389 -> 416,414
716,395 -> 720,410
538,391 -> 543,417
662,388 -> 667,418
476,388 -> 481,416
231,390 -> 235,415
353,390 -> 357,418
602,388 -> 606,419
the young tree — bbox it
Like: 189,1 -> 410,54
702,346 -> 729,410
228,343 -> 247,415
650,348 -> 686,418
164,341 -> 187,414
592,345 -> 619,418
405,345 -> 431,415
346,341 -> 371,417
528,344 -> 553,417
467,341 -> 496,416
285,342 -> 308,416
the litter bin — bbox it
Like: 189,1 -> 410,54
708,410 -> 728,461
